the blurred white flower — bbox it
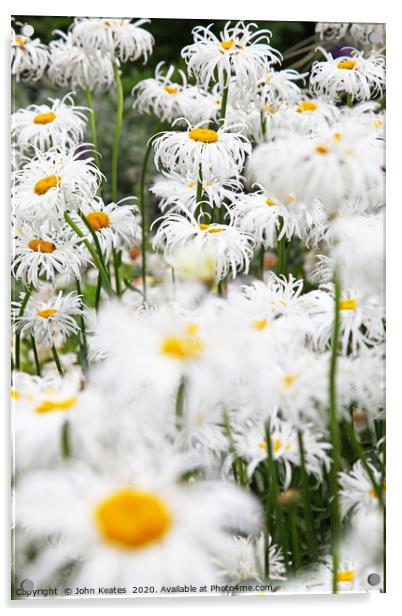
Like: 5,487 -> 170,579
339,460 -> 385,522
11,26 -> 48,81
48,31 -> 114,91
72,17 -> 154,63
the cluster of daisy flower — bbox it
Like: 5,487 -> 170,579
11,17 -> 385,598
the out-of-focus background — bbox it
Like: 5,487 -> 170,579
12,16 -> 315,207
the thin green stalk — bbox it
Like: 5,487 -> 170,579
64,212 -> 113,296
277,234 -> 287,276
264,495 -> 271,580
175,378 -> 186,430
75,279 -> 88,372
95,273 -> 102,312
328,273 -> 342,593
259,244 -> 265,280
15,285 -> 33,369
194,163 -> 204,220
61,420 -> 71,458
112,62 -> 124,203
289,507 -> 302,570
112,246 -> 122,295
224,410 -> 247,487
30,335 -> 41,376
344,421 -> 384,505
220,84 -> 229,122
139,136 -> 157,303
283,34 -> 316,56
297,430 -> 318,559
85,86 -> 102,172
265,420 -> 290,570
346,93 -> 354,108
51,343 -> 64,377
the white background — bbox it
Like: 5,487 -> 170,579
1,0 -> 400,613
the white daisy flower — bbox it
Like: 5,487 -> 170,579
233,418 -> 331,486
213,532 -> 286,583
11,26 -> 48,82
258,68 -> 307,107
228,187 -> 290,248
306,284 -> 385,354
70,196 -> 141,260
266,98 -> 339,139
182,21 -> 281,91
48,31 -> 114,91
11,94 -> 87,151
153,211 -> 255,281
151,171 -> 241,214
12,223 -> 85,289
339,460 -> 385,522
16,459 -> 261,588
12,372 -> 106,473
153,120 -> 251,183
14,291 -> 83,345
71,17 -> 154,63
310,47 -> 385,103
12,144 -> 103,225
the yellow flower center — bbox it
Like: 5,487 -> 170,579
11,390 -> 20,399
369,484 -> 386,499
286,194 -> 295,203
282,374 -> 297,388
94,488 -> 172,550
253,319 -> 269,330
258,438 -> 282,452
373,119 -> 383,129
185,322 -> 199,336
220,40 -> 235,50
336,570 -> 355,583
296,101 -> 318,113
34,112 -> 57,125
86,211 -> 110,231
265,198 -> 275,206
36,308 -> 58,319
28,239 -> 56,253
189,128 -> 219,143
315,144 -> 329,154
15,36 -> 26,48
337,59 -> 357,70
333,132 -> 343,141
35,396 -> 78,414
339,298 -> 358,311
163,85 -> 178,95
34,175 -> 61,196
160,333 -> 204,360
199,223 -> 224,233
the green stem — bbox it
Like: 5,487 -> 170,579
75,279 -> 88,372
51,344 -> 64,377
277,222 -> 287,277
94,273 -> 102,312
61,420 -> 71,458
259,244 -> 265,280
220,84 -> 229,123
265,420 -> 290,570
139,136 -> 157,303
329,273 -> 342,593
85,86 -> 102,172
30,335 -> 41,376
297,430 -> 318,560
346,92 -> 354,108
175,378 -> 186,430
15,285 -> 33,370
194,163 -> 204,220
112,246 -> 122,295
223,410 -> 247,487
64,212 -> 113,296
112,62 -> 124,203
